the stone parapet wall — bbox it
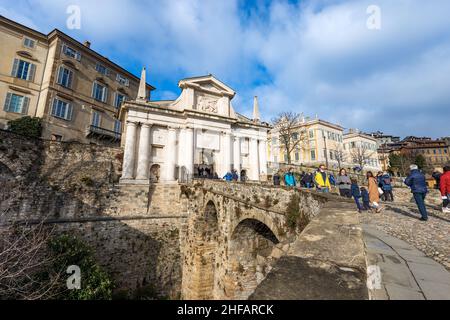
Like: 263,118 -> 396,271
250,201 -> 368,300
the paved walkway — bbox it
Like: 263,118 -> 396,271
363,224 -> 450,300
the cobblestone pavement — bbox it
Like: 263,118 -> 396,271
360,201 -> 450,271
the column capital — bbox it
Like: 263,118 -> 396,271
141,122 -> 152,128
126,121 -> 138,127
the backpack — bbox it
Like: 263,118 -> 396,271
383,177 -> 391,185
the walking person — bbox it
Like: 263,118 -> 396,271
376,171 -> 385,201
273,171 -> 281,186
314,164 -> 331,193
367,171 -> 382,213
439,165 -> 450,213
284,168 -> 297,187
432,168 -> 442,190
380,171 -> 394,202
351,178 -> 363,213
361,187 -> 370,210
336,168 -> 352,198
404,164 -> 429,221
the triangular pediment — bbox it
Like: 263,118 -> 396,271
178,75 -> 236,98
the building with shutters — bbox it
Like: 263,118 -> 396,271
0,15 -> 154,144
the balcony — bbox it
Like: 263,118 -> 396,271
85,125 -> 121,142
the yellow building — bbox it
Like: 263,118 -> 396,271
0,15 -> 154,144
268,117 -> 345,170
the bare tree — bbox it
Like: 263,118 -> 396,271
350,145 -> 374,172
271,112 -> 308,164
0,215 -> 62,300
332,142 -> 347,170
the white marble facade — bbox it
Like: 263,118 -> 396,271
118,70 -> 269,184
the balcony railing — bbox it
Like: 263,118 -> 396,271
86,125 -> 121,142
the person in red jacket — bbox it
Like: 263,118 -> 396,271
440,165 -> 450,213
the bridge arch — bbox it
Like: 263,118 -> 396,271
223,218 -> 280,299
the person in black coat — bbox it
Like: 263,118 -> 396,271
273,171 -> 281,186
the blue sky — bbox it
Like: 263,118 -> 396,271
2,0 -> 450,138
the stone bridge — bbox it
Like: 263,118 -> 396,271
179,180 -> 327,299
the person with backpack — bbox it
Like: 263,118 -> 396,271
404,164 -> 429,221
439,165 -> 450,213
284,168 -> 297,187
231,169 -> 239,181
381,171 -> 394,202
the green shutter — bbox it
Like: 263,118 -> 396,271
4,93 -> 12,112
28,63 -> 36,82
67,104 -> 73,120
22,97 -> 30,114
11,59 -> 19,77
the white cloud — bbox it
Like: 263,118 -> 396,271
1,0 -> 449,137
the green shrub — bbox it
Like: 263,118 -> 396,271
7,116 -> 42,138
46,234 -> 114,300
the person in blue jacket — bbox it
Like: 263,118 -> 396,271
350,178 -> 363,213
404,164 -> 428,221
360,187 -> 370,210
223,171 -> 233,182
380,172 -> 394,202
284,168 -> 296,187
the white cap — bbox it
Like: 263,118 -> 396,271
410,164 -> 418,170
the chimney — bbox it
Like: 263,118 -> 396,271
83,41 -> 91,48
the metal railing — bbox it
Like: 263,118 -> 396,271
86,125 -> 121,141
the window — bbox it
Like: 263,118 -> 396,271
91,111 -> 101,127
271,137 -> 277,145
292,132 -> 299,140
23,38 -> 35,49
310,150 -> 316,161
62,44 -> 81,61
114,92 -> 126,108
295,152 -> 299,161
11,59 -> 35,81
92,82 -> 108,103
114,120 -> 121,133
273,155 -> 278,163
96,63 -> 109,76
329,151 -> 334,160
3,93 -> 29,114
284,154 -> 288,162
116,74 -> 129,86
445,149 -> 448,154
51,98 -> 73,120
57,66 -> 74,88
309,129 -> 314,138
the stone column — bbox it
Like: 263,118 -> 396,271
222,132 -> 232,176
136,123 -> 152,181
121,121 -> 137,180
233,136 -> 241,172
185,126 -> 194,176
249,138 -> 260,181
258,138 -> 268,180
164,126 -> 177,181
